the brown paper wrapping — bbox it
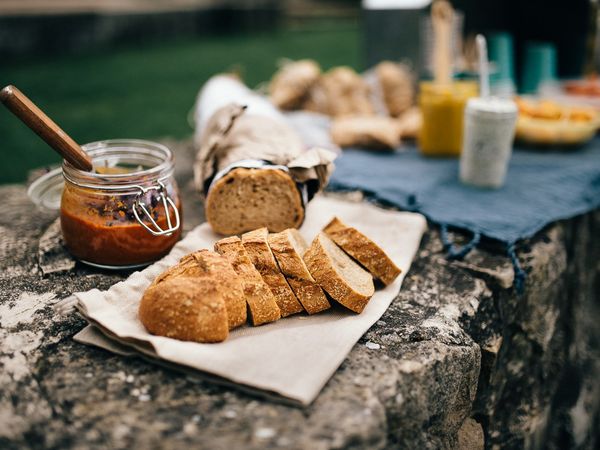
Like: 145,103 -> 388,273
194,94 -> 336,200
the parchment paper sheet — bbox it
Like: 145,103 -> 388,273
73,196 -> 426,405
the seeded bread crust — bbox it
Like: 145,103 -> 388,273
268,229 -> 330,314
323,217 -> 401,285
242,228 -> 304,317
214,236 -> 281,326
149,250 -> 247,330
186,250 -> 247,329
139,278 -> 229,343
206,168 -> 304,236
304,233 -> 375,313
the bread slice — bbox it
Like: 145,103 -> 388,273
139,277 -> 229,343
242,228 -> 304,317
267,229 -> 330,314
206,168 -> 304,235
186,250 -> 247,329
304,233 -> 375,313
149,250 -> 247,330
214,236 -> 281,326
323,217 -> 401,285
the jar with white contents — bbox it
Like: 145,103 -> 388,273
459,97 -> 518,188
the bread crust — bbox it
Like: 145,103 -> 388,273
304,233 -> 374,313
187,250 -> 247,329
139,278 -> 229,343
323,217 -> 401,285
214,236 -> 281,326
149,250 -> 247,330
242,228 -> 304,317
268,229 -> 330,314
206,168 -> 304,235
269,59 -> 321,110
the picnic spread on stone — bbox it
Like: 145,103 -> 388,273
2,1 -> 600,408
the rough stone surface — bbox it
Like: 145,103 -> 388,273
0,140 -> 598,449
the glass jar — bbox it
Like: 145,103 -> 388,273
418,81 -> 478,157
29,140 -> 182,269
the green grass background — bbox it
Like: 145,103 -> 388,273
0,23 -> 360,184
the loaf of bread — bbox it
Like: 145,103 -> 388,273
397,107 -> 421,140
139,278 -> 229,343
148,250 -> 247,330
269,59 -> 321,110
206,168 -> 304,236
304,66 -> 374,117
304,233 -> 375,313
323,217 -> 401,285
138,216 -> 397,343
214,236 -> 281,326
375,61 -> 414,117
330,116 -> 402,150
268,229 -> 330,314
242,228 -> 304,317
185,250 -> 247,329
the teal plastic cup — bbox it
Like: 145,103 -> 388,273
521,42 -> 558,94
488,32 -> 516,96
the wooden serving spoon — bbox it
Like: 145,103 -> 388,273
0,85 -> 93,171
431,0 -> 454,86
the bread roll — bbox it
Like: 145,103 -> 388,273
397,107 -> 422,140
269,59 -> 321,110
375,61 -> 414,117
304,67 -> 374,117
330,116 -> 402,150
139,278 -> 229,343
304,233 -> 374,313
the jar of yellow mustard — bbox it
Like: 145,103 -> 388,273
418,81 -> 478,156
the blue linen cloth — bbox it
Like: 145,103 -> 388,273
327,139 -> 600,290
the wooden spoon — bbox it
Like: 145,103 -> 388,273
0,85 -> 93,171
431,0 -> 454,86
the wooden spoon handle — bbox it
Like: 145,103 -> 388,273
431,0 -> 454,86
1,85 -> 93,171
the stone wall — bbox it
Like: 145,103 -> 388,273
0,141 -> 598,448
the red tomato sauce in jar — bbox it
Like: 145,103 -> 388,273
58,140 -> 182,268
60,185 -> 181,267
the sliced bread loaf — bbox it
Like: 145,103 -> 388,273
187,250 -> 247,330
304,232 -> 375,313
149,250 -> 247,330
268,229 -> 330,314
214,236 -> 281,326
139,277 -> 229,343
242,228 -> 304,317
323,217 -> 401,285
206,168 -> 304,235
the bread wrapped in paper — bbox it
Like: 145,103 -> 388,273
193,75 -> 337,235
